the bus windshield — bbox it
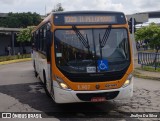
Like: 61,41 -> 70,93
54,28 -> 130,73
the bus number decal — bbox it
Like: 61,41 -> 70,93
77,85 -> 90,90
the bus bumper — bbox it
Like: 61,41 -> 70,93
53,79 -> 133,103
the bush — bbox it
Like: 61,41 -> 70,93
0,54 -> 31,62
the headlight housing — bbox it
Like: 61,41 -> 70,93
122,74 -> 133,88
55,75 -> 71,90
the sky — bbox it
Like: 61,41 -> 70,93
0,0 -> 160,15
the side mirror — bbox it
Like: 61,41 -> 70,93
128,18 -> 136,34
128,20 -> 132,34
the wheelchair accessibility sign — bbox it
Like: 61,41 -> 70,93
98,60 -> 108,71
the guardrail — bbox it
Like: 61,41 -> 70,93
138,52 -> 160,70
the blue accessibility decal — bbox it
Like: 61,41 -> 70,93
98,60 -> 108,71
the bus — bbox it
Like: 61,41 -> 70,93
32,11 -> 133,103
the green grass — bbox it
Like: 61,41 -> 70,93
138,49 -> 157,53
133,70 -> 160,81
0,54 -> 31,62
136,66 -> 160,72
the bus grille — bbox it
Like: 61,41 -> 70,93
76,91 -> 119,101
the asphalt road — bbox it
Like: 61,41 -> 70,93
0,61 -> 160,121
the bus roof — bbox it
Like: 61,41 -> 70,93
52,11 -> 126,26
32,11 -> 126,32
52,11 -> 125,15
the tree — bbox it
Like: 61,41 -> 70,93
0,12 -> 41,28
52,3 -> 64,12
17,26 -> 34,42
135,23 -> 160,69
17,26 -> 35,54
135,23 -> 160,53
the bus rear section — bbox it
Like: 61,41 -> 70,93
51,11 -> 133,103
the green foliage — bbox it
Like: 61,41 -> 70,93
0,12 -> 41,28
135,23 -> 160,52
0,54 -> 31,62
17,26 -> 35,42
136,66 -> 160,72
52,3 -> 64,12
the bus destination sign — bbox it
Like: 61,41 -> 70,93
64,15 -> 116,24
54,13 -> 126,25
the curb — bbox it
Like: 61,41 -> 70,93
0,58 -> 32,65
133,69 -> 160,81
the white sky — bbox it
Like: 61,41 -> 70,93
0,0 -> 160,15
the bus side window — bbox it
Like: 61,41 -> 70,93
40,29 -> 43,51
43,26 -> 47,53
46,23 -> 52,62
35,31 -> 39,51
38,30 -> 41,50
31,33 -> 35,49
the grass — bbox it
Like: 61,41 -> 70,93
136,66 -> 160,72
0,54 -> 31,62
138,49 -> 157,53
133,70 -> 160,81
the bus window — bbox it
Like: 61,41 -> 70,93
54,28 -> 130,73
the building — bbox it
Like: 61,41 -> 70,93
0,13 -> 32,56
0,28 -> 31,56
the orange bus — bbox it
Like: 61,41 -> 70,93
32,11 -> 133,103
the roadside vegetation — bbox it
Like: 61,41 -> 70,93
136,66 -> 160,72
135,23 -> 160,70
0,12 -> 41,28
133,70 -> 160,81
0,54 -> 31,62
135,23 -> 160,53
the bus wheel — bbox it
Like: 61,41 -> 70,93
43,71 -> 51,97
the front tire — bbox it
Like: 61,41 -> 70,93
43,71 -> 51,97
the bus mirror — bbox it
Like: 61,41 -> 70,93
128,18 -> 136,34
128,20 -> 132,33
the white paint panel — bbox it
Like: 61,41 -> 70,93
53,80 -> 133,103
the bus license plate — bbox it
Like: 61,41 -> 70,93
91,97 -> 106,102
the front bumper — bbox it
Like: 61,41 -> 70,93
53,79 -> 133,103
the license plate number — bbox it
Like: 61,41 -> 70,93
91,97 -> 106,102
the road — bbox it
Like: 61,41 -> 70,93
0,61 -> 159,121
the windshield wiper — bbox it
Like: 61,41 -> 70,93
72,26 -> 90,49
99,25 -> 112,59
100,25 -> 112,48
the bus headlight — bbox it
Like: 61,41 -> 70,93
122,74 -> 133,88
55,75 -> 71,90
59,83 -> 68,90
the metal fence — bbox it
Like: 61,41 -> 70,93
138,52 -> 160,69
